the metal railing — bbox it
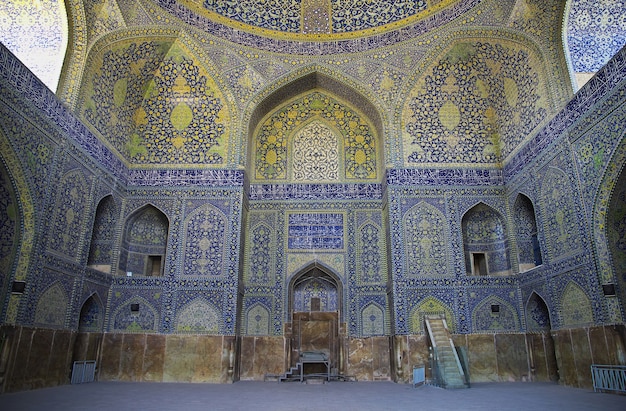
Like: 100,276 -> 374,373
591,364 -> 626,393
71,360 -> 97,384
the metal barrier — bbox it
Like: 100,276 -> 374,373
71,360 -> 96,384
591,364 -> 626,393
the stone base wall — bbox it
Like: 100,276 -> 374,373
98,333 -> 237,383
238,336 -> 392,381
2,325 -> 625,391
551,325 -> 626,389
346,337 -> 391,381
0,326 -> 75,393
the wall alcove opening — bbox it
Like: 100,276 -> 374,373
288,264 -> 343,375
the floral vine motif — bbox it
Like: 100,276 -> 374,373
256,91 -> 377,181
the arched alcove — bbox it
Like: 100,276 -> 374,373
78,294 -> 104,332
514,193 -> 543,272
118,205 -> 169,277
289,263 -> 342,315
288,263 -> 343,373
525,291 -> 559,381
87,195 -> 118,273
526,292 -> 551,332
246,70 -> 385,183
461,203 -> 511,276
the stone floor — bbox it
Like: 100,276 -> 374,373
1,381 -> 625,411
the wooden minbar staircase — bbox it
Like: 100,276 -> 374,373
278,351 -> 330,383
425,315 -> 469,389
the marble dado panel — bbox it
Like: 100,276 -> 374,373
0,326 -> 75,393
238,335 -> 392,382
347,337 -> 391,381
239,336 -> 288,380
99,333 -> 236,383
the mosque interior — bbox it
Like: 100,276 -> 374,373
0,0 -> 625,393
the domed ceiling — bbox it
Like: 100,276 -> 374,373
174,0 -> 463,38
157,0 -> 482,53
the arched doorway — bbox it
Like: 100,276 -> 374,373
288,263 -> 343,376
525,292 -> 559,382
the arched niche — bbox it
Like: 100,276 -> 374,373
289,263 -> 342,316
461,202 -> 511,276
288,262 -> 343,372
87,195 -> 118,273
117,204 -> 169,277
525,292 -> 551,332
78,293 -> 104,332
513,193 -> 543,272
246,71 -> 385,183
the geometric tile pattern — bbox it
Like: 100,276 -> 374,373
539,167 -> 582,262
2,4 -> 626,343
0,0 -> 67,91
182,204 -> 226,276
560,281 -> 594,327
34,282 -> 68,328
254,91 -> 377,182
403,40 -> 548,167
195,0 -> 441,34
566,0 -> 626,72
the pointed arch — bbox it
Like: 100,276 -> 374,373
289,261 -> 343,316
513,193 -> 543,271
175,298 -> 220,334
560,281 -> 594,327
246,69 -> 385,181
410,296 -> 455,334
0,127 -> 35,323
361,302 -> 385,336
251,88 -> 380,182
34,282 -> 68,328
0,156 -> 22,312
472,295 -> 520,332
461,202 -> 511,276
245,302 -> 271,335
404,201 -> 449,278
78,293 -> 104,332
118,204 -> 169,277
88,195 -> 119,273
593,131 -> 626,321
525,291 -> 552,332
